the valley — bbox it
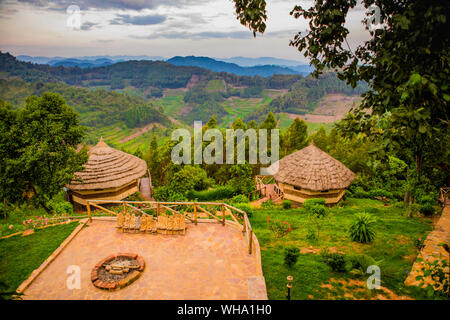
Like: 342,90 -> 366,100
0,51 -> 364,152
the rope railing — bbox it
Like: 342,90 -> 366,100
86,199 -> 255,254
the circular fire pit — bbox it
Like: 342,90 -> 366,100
91,253 -> 145,290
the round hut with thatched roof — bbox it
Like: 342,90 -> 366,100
268,143 -> 355,205
67,138 -> 147,207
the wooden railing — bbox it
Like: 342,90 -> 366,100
86,200 -> 255,254
439,187 -> 450,206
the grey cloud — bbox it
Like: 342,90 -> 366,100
14,0 -> 210,11
110,13 -> 166,25
131,30 -> 254,40
131,28 -> 300,40
80,21 -> 98,30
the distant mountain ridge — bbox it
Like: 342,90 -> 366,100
166,56 -> 306,77
15,54 -> 313,76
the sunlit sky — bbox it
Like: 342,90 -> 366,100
0,0 -> 371,62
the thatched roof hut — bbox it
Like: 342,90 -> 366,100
67,138 -> 147,206
268,143 -> 355,204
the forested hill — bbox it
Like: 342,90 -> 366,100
245,72 -> 368,122
0,52 -> 303,91
0,78 -> 170,129
0,51 -> 212,88
167,56 -> 301,77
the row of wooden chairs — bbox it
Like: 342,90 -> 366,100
116,212 -> 186,235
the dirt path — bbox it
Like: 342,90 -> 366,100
118,123 -> 162,143
405,205 -> 450,289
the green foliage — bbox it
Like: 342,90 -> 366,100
0,79 -> 169,129
415,257 -> 449,298
282,200 -> 292,209
419,203 -> 435,216
349,213 -> 376,243
47,199 -> 73,215
306,228 -> 318,241
232,194 -> 249,204
261,199 -> 274,209
284,247 -> 300,268
186,185 -> 236,201
153,186 -> 185,202
321,249 -> 347,272
0,93 -> 88,212
169,166 -> 213,195
368,189 -> 394,199
282,117 -> 308,155
267,215 -> 292,238
233,203 -> 253,218
303,198 -> 326,209
347,254 -> 381,276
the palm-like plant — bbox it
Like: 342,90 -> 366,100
349,212 -> 376,243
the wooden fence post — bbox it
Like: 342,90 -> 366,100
248,229 -> 253,254
194,203 -> 197,225
87,202 -> 92,223
123,201 -> 126,214
222,204 -> 225,226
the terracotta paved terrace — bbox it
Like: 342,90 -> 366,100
22,220 -> 263,300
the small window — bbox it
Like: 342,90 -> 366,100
321,190 -> 329,193
293,186 -> 301,191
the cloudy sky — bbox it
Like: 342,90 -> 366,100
0,0 -> 371,62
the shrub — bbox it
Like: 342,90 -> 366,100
282,200 -> 292,209
232,194 -> 249,204
368,189 -> 393,199
153,186 -> 185,202
418,194 -> 435,205
233,203 -> 253,218
348,254 -> 380,275
261,199 -> 274,209
48,200 -> 73,215
419,203 -> 435,216
349,212 -> 376,243
284,247 -> 300,268
186,185 -> 236,201
306,228 -> 318,241
414,237 -> 425,250
352,187 -> 369,198
309,204 -> 326,218
303,198 -> 326,210
267,216 -> 292,238
321,250 -> 347,272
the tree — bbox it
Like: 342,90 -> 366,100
282,117 -> 308,155
233,0 -> 449,201
311,126 -> 329,152
0,101 -> 26,220
12,93 -> 87,212
258,111 -> 277,130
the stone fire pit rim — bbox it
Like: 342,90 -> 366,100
91,252 -> 145,290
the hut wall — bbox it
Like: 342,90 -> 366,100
70,179 -> 139,205
278,182 -> 346,205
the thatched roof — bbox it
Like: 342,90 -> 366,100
68,138 -> 147,191
267,143 -> 355,191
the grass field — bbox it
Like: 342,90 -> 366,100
249,198 -> 434,300
0,222 -> 80,295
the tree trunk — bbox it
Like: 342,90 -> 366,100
407,195 -> 413,218
404,191 -> 410,204
40,200 -> 51,214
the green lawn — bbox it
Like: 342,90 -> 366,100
249,198 -> 434,299
0,222 -> 79,293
